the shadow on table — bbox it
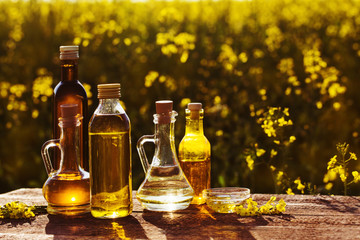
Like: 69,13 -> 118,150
318,196 -> 360,214
45,213 -> 147,239
0,218 -> 35,227
142,205 -> 269,239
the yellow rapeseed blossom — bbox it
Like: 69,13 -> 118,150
0,201 -> 35,219
0,81 -> 10,98
270,149 -> 278,158
286,188 -> 294,195
294,178 -> 305,193
327,155 -> 337,170
246,155 -> 254,171
238,52 -> 248,63
236,197 -> 286,216
180,98 -> 191,108
144,71 -> 159,88
352,171 -> 360,183
32,75 -> 53,100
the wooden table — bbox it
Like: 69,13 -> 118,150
0,188 -> 359,239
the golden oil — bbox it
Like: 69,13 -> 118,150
179,103 -> 211,205
42,104 -> 90,216
89,84 -> 132,219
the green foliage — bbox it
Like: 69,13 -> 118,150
0,0 -> 360,195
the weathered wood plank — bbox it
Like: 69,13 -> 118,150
0,189 -> 359,239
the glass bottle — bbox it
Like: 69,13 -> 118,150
41,104 -> 90,216
54,45 -> 88,171
89,83 -> 132,219
136,100 -> 194,211
179,103 -> 211,205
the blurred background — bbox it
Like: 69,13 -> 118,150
1,0 -> 360,195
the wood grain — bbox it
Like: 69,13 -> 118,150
0,189 -> 359,239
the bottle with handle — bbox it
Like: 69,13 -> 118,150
136,100 -> 194,211
42,104 -> 90,216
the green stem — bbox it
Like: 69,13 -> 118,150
341,152 -> 348,196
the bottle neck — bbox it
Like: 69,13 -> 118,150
185,118 -> 204,135
61,59 -> 78,82
185,109 -> 204,135
154,121 -> 177,166
59,121 -> 81,172
96,98 -> 124,114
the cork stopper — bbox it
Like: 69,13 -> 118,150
187,102 -> 203,120
188,103 -> 202,111
97,83 -> 121,99
60,45 -> 79,60
156,100 -> 173,124
59,104 -> 81,127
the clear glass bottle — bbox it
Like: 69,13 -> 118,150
89,83 -> 132,219
179,103 -> 211,205
54,45 -> 88,171
42,104 -> 90,216
136,100 -> 194,211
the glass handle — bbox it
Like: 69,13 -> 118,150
41,139 -> 60,176
136,135 -> 155,173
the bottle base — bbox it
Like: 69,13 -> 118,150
139,202 -> 191,212
191,196 -> 206,205
136,194 -> 193,212
91,208 -> 132,219
47,203 -> 90,216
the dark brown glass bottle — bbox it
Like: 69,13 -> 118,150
53,46 -> 88,171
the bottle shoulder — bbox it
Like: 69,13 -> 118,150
89,112 -> 130,133
54,80 -> 88,98
179,135 -> 211,152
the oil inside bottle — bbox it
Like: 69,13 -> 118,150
43,174 -> 90,215
179,157 -> 210,204
179,103 -> 211,205
42,104 -> 90,216
136,165 -> 194,211
89,113 -> 132,219
136,100 -> 194,211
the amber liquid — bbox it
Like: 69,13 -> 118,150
54,59 -> 88,171
89,114 -> 132,218
43,174 -> 90,215
180,158 -> 210,204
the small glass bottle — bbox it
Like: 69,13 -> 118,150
136,100 -> 194,211
89,83 -> 132,219
42,104 -> 90,216
179,103 -> 211,205
54,45 -> 88,171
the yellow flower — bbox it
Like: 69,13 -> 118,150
256,148 -> 266,157
270,149 -> 278,158
352,171 -> 360,183
350,152 -> 357,161
286,188 -> 294,195
246,155 -> 254,171
0,201 -> 36,219
294,178 -> 305,193
275,199 -> 286,213
325,183 -> 333,190
270,165 -> 276,171
327,155 -> 337,170
236,197 -> 286,216
340,173 -> 347,182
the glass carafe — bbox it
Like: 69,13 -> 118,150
42,104 -> 90,215
136,100 -> 194,211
